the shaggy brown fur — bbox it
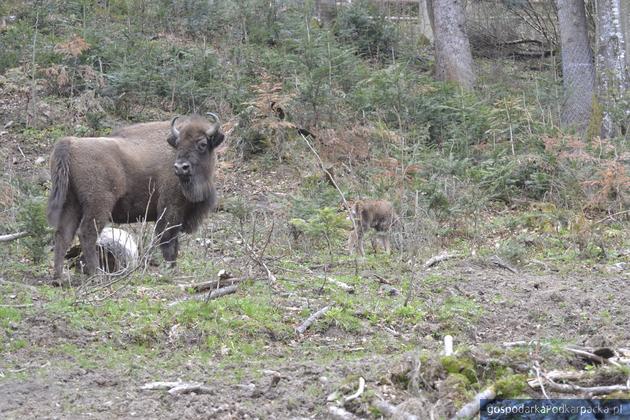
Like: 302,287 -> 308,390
347,199 -> 397,256
47,114 -> 224,278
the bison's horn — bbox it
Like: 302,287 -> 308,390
170,116 -> 180,139
205,112 -> 221,137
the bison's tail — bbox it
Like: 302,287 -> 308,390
47,139 -> 71,227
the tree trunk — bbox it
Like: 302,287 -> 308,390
595,0 -> 628,138
430,0 -> 475,90
556,0 -> 596,133
419,0 -> 434,43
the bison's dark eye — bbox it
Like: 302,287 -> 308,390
196,139 -> 207,152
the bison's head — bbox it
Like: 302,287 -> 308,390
167,113 -> 224,202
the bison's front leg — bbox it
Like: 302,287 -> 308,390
156,216 -> 181,266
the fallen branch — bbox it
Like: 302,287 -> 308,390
564,347 -> 620,367
0,303 -> 33,308
167,284 -> 238,307
0,231 -> 28,242
527,370 -> 587,388
178,276 -> 244,293
295,305 -> 331,335
328,406 -> 360,420
141,381 -> 212,395
205,284 -> 238,303
532,378 -> 630,397
452,386 -> 496,419
343,377 -> 365,403
424,252 -> 461,268
326,277 -> 354,293
490,255 -> 518,273
374,400 -> 419,420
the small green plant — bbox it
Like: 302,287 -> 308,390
289,207 -> 350,261
18,196 -> 51,264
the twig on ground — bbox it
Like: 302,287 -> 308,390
424,252 -> 461,268
295,305 -> 332,335
343,377 -> 365,403
490,255 -> 518,273
0,231 -> 28,242
532,363 -> 549,399
0,303 -> 34,308
141,381 -> 212,395
452,386 -> 496,419
371,273 -> 393,285
237,230 -> 277,283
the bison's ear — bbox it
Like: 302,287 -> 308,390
210,132 -> 225,149
166,133 -> 178,148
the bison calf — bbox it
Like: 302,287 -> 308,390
347,199 -> 397,256
47,114 -> 224,278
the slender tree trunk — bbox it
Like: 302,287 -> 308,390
595,0 -> 628,138
430,0 -> 475,90
419,0 -> 434,42
556,0 -> 596,134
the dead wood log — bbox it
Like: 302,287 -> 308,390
326,277 -> 354,293
424,252 -> 461,268
205,284 -> 238,303
167,284 -> 238,307
373,400 -> 419,420
0,231 -> 28,242
565,347 -> 620,367
452,386 -> 496,419
527,370 -> 587,387
178,276 -> 244,293
530,378 -> 630,396
141,381 -> 212,395
295,305 -> 332,335
328,406 -> 361,420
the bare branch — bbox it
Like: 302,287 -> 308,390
295,305 -> 332,335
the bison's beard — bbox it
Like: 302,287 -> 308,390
179,175 -> 212,203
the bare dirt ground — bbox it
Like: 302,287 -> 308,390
2,256 -> 629,419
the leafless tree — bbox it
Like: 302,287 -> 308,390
595,0 -> 628,138
556,0 -> 596,133
429,0 -> 475,89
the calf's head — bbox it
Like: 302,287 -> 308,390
168,113 -> 224,202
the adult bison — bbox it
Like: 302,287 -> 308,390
47,114 -> 224,278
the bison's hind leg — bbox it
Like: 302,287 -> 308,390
52,193 -> 81,279
77,206 -> 111,275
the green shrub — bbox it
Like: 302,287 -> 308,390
18,196 -> 51,264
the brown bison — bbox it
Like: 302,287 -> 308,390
47,114 -> 224,278
347,199 -> 397,256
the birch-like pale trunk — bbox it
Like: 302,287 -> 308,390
596,0 -> 628,138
